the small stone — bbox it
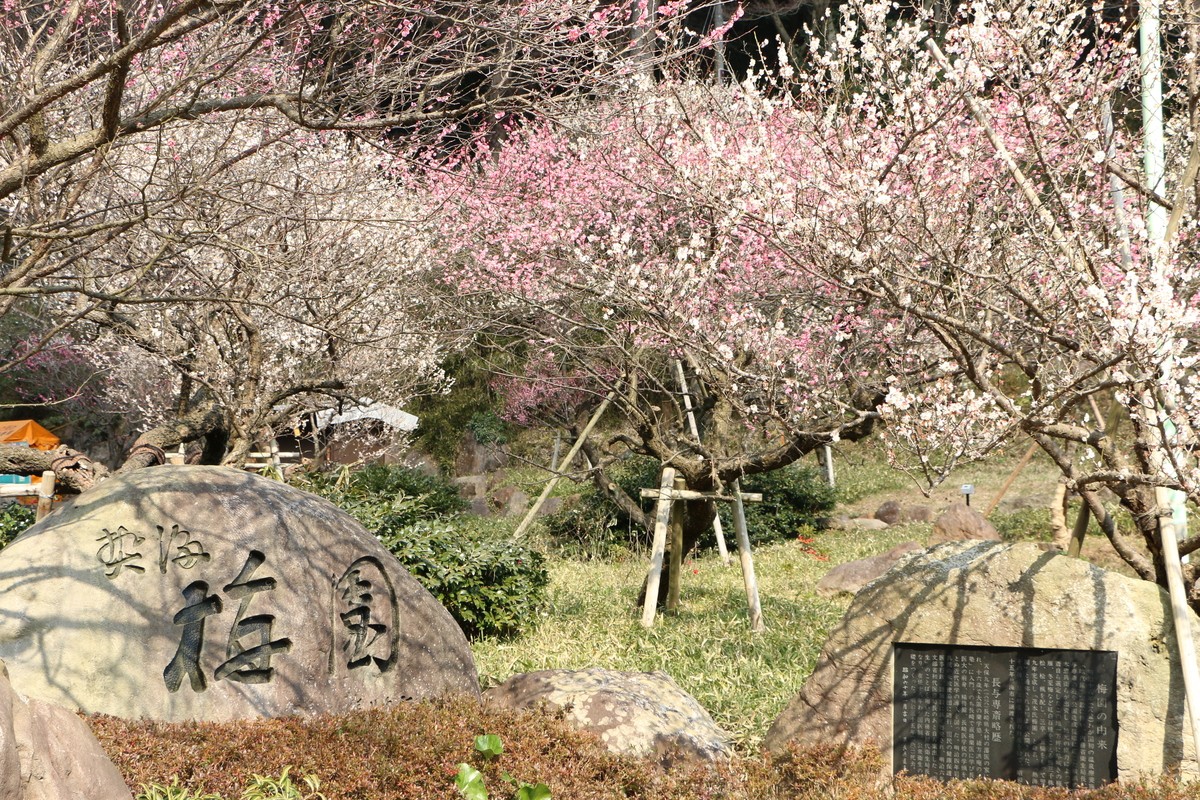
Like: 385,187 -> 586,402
901,505 -> 934,523
845,517 -> 889,531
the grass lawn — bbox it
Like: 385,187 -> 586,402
473,441 -> 1070,752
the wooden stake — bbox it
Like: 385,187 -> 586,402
731,479 -> 764,632
513,393 -> 612,540
675,360 -> 731,566
641,467 -> 676,628
35,470 -> 55,521
666,476 -> 685,614
984,443 -> 1038,518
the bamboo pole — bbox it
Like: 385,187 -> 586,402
731,479 -> 764,632
641,467 -> 676,628
35,470 -> 55,521
676,360 -> 731,565
666,476 -> 685,614
512,393 -> 612,540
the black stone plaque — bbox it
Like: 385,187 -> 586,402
893,643 -> 1117,788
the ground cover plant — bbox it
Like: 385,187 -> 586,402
92,701 -> 1192,800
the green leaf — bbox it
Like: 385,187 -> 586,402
454,764 -> 488,800
474,733 -> 504,759
514,783 -> 552,800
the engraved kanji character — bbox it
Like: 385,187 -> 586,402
163,581 -> 222,692
156,524 -> 211,573
333,556 -> 399,673
214,550 -> 292,683
96,526 -> 146,578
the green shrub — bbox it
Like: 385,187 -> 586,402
378,517 -> 548,640
292,464 -> 465,531
0,502 -> 36,549
293,465 -> 544,639
717,464 -> 837,546
467,410 -> 510,447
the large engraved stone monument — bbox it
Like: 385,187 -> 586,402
0,466 -> 479,721
764,541 -> 1200,784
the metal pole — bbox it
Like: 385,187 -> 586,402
1141,0 -> 1200,759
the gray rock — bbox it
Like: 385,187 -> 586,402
765,541 -> 1200,781
485,668 -> 731,766
400,452 -> 441,478
504,490 -> 530,517
874,501 -> 903,525
0,660 -> 131,800
0,466 -> 479,722
454,433 -> 509,476
453,475 -> 487,499
845,517 -> 889,531
901,505 -> 934,523
816,542 -> 924,598
537,496 -> 565,517
929,502 -> 1001,544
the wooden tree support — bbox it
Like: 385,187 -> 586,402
512,393 -> 613,540
676,360 -> 731,566
639,470 -> 765,631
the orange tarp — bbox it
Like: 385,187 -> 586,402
0,420 -> 60,451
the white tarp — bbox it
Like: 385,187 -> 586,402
314,401 -> 419,432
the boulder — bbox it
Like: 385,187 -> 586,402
929,502 -> 1000,544
816,542 -> 924,598
485,668 -> 732,766
503,490 -> 530,517
453,475 -> 487,499
0,660 -> 131,800
874,501 -> 903,525
764,541 -> 1200,782
0,466 -> 479,722
843,517 -> 889,531
901,505 -> 934,524
454,433 -> 509,476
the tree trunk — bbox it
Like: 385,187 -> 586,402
0,444 -> 106,492
117,392 -> 227,473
